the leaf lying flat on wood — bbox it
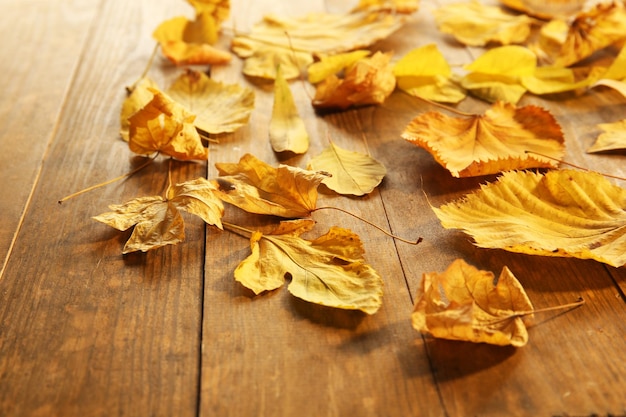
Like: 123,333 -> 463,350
433,169 -> 626,267
269,67 -> 309,154
412,259 -> 533,347
588,119 -> 626,153
234,221 -> 383,314
402,101 -> 564,177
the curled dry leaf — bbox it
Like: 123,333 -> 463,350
307,142 -> 387,196
312,51 -> 396,110
231,8 -> 413,80
588,119 -> 626,153
269,66 -> 309,154
308,50 -> 371,84
393,43 -> 466,103
186,0 -> 230,23
402,101 -> 564,177
234,221 -> 383,314
354,0 -> 419,13
412,259 -> 533,347
499,0 -> 586,19
167,69 -> 254,134
593,44 -> 626,97
433,1 -> 534,47
93,178 -> 224,253
213,153 -> 328,218
120,77 -> 159,141
433,169 -> 626,267
128,89 -> 208,161
535,2 -> 626,67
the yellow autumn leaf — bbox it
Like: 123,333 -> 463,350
93,178 -> 224,253
153,12 -> 231,66
213,153 -> 328,218
433,1 -> 534,47
588,119 -> 626,153
593,44 -> 626,96
166,69 -> 254,134
307,142 -> 387,196
412,259 -> 533,347
234,223 -> 383,314
433,169 -> 626,267
498,0 -> 586,19
535,2 -> 626,67
308,50 -> 371,84
128,89 -> 208,161
402,101 -> 565,177
186,0 -> 230,23
520,65 -> 598,95
120,77 -> 159,141
393,43 -> 466,103
231,8 -> 413,80
312,51 -> 396,110
462,45 -> 536,103
354,0 -> 419,13
269,66 -> 309,154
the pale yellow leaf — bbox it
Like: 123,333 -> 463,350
269,67 -> 309,154
433,170 -> 626,267
412,259 -> 533,346
308,50 -> 371,84
588,119 -> 626,152
307,142 -> 387,196
120,77 -> 159,141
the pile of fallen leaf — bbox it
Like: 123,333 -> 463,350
65,0 -> 626,347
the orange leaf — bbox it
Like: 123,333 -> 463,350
402,101 -> 564,177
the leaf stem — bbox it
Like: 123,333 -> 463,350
58,154 -> 158,204
488,297 -> 585,325
409,93 -> 475,117
223,222 -> 255,238
126,42 -> 159,94
313,206 -> 422,245
525,150 -> 626,181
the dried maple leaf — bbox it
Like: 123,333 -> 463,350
461,45 -> 536,103
433,1 -> 534,47
93,178 -> 224,253
167,69 -> 254,135
307,142 -> 387,196
212,153 -> 328,218
402,101 -> 564,177
153,12 -> 231,66
234,221 -> 383,314
412,259 -> 533,346
128,89 -> 208,161
120,77 -> 159,141
312,51 -> 396,110
269,66 -> 309,154
588,119 -> 626,152
308,50 -> 371,84
433,169 -> 626,267
535,2 -> 626,67
393,43 -> 466,103
231,8 -> 413,80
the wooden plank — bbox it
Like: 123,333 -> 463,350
0,1 -> 204,416
0,0 -> 99,276
200,1 -> 445,416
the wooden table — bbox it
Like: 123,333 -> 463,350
1,0 -> 625,416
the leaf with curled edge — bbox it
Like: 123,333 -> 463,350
234,221 -> 383,314
412,259 -> 534,346
402,101 -> 564,177
587,119 -> 626,153
432,169 -> 626,267
212,153 -> 329,218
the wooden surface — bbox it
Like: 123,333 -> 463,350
1,0 -> 625,416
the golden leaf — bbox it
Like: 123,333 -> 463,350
153,12 -> 231,66
393,43 -> 466,103
312,51 -> 396,110
462,45 -> 536,103
120,77 -> 159,142
269,66 -> 309,154
520,65 -> 598,95
128,89 -> 208,161
231,8 -> 412,80
307,142 -> 387,196
498,0 -> 586,19
213,153 -> 328,218
433,1 -> 534,47
353,0 -> 419,13
412,259 -> 533,347
402,101 -> 564,177
593,44 -> 626,96
186,0 -> 230,23
235,223 -> 383,314
433,169 -> 626,267
308,50 -> 371,84
93,178 -> 224,253
167,69 -> 254,134
588,119 -> 626,153
535,2 -> 626,67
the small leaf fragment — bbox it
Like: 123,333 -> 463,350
307,142 -> 387,196
269,67 -> 310,154
412,259 -> 533,346
588,119 -> 626,153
